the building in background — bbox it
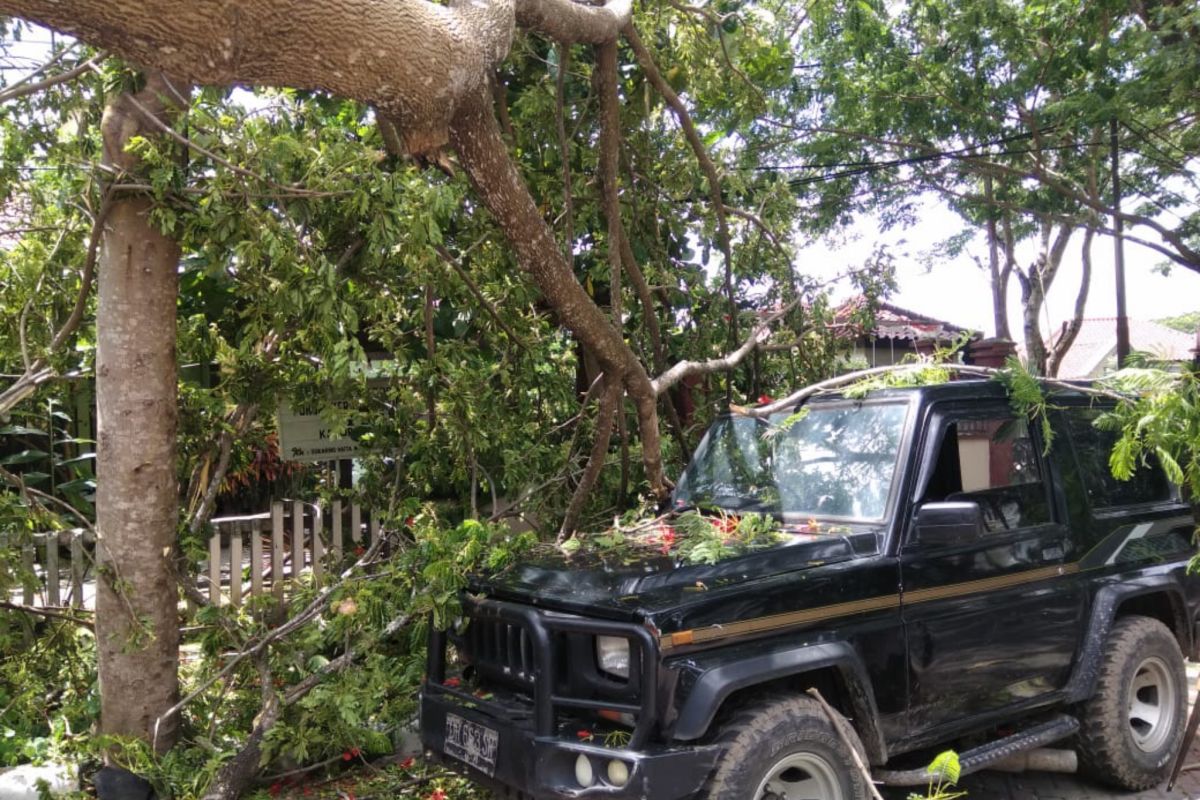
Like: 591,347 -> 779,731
1047,318 -> 1198,379
837,299 -> 980,368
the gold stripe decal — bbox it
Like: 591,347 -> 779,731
660,562 -> 1080,651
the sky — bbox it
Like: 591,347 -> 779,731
799,195 -> 1200,340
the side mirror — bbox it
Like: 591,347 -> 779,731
913,501 -> 984,548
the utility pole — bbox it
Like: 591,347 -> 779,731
1111,118 -> 1130,367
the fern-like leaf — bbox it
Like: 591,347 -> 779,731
926,749 -> 961,786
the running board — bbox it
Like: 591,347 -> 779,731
873,714 -> 1080,786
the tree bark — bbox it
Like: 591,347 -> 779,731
1047,226 -> 1095,378
448,87 -> 667,496
1017,222 -> 1074,376
983,176 -> 1011,340
94,72 -> 185,753
0,0 -> 630,157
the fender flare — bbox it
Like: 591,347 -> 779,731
1063,576 -> 1191,704
667,641 -> 887,764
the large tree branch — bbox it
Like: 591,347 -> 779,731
0,0 -> 516,155
516,0 -> 631,44
2,0 -> 632,154
448,86 -> 668,496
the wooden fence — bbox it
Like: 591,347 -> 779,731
10,499 -> 383,611
204,500 -> 383,607
10,528 -> 93,608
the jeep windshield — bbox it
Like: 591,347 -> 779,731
673,400 -> 910,522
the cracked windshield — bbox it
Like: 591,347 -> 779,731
674,402 -> 910,521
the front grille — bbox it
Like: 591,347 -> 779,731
430,597 -> 660,747
463,617 -> 537,685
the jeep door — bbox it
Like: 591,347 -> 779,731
898,402 -> 1085,736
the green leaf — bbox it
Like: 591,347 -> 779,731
0,449 -> 49,466
1157,447 -> 1185,486
926,749 -> 961,786
0,426 -> 48,437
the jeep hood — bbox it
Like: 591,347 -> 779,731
473,528 -> 883,620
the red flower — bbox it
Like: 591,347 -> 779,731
342,750 -> 353,761
405,516 -> 415,528
714,516 -> 739,535
443,676 -> 461,688
268,784 -> 282,797
399,757 -> 415,770
428,790 -> 447,800
757,394 -> 772,404
656,525 -> 677,555
576,729 -> 594,741
354,545 -> 366,556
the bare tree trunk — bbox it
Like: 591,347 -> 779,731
1047,226 -> 1095,377
94,72 -> 185,752
984,176 -> 1011,340
1016,222 -> 1074,376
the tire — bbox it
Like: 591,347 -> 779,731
1077,614 -> 1187,791
701,694 -> 870,800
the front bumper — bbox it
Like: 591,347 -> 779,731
420,685 -> 719,799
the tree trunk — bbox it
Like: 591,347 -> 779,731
1016,222 -> 1074,376
984,176 -> 1011,340
94,72 -> 184,753
1046,226 -> 1095,377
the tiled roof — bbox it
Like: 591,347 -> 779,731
836,298 -> 979,342
1047,318 -> 1198,378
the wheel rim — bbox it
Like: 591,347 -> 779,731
754,751 -> 844,800
1127,654 -> 1177,753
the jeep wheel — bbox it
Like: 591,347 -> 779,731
701,695 -> 869,800
1077,615 -> 1187,790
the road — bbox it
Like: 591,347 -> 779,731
880,661 -> 1200,799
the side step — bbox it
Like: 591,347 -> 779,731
873,714 -> 1080,786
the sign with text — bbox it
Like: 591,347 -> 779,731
277,402 -> 360,462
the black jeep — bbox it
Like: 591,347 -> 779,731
420,380 -> 1200,799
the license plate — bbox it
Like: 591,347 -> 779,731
444,713 -> 499,776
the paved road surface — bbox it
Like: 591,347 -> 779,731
880,661 -> 1200,799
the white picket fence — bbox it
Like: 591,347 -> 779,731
10,528 -> 93,608
204,499 -> 384,607
11,499 -> 383,611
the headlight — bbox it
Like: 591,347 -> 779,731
596,635 -> 631,678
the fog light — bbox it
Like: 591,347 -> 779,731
574,754 -> 595,787
606,758 -> 630,787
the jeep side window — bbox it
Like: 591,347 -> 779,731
923,416 -> 1050,532
1059,409 -> 1172,508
